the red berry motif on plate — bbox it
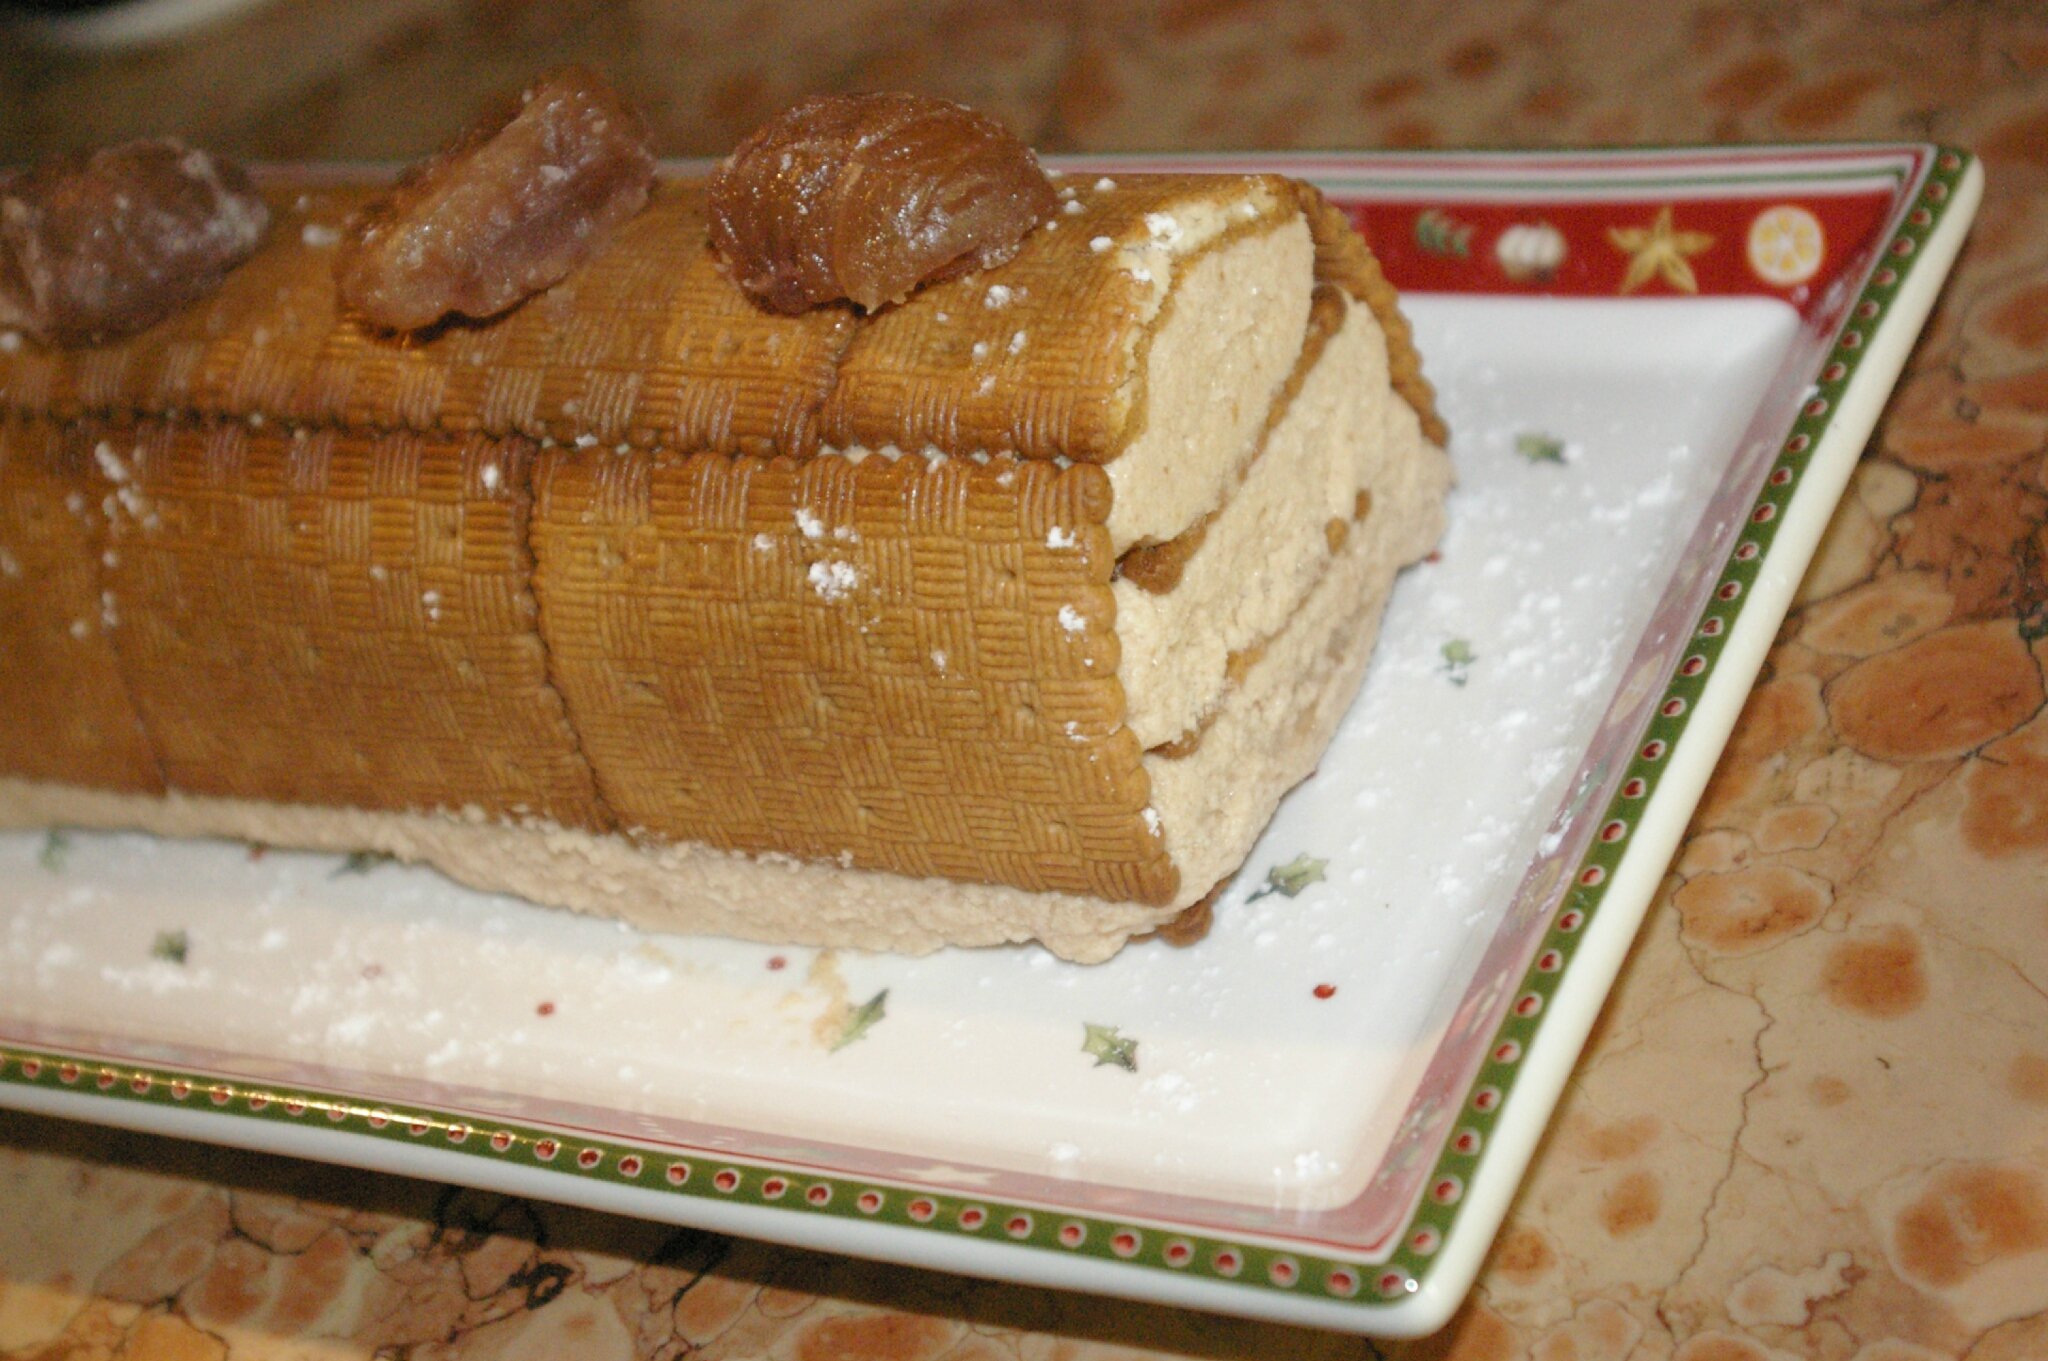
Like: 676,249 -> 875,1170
908,1198 -> 935,1222
1326,1267 -> 1360,1297
533,1138 -> 558,1161
858,1190 -> 883,1214
1111,1230 -> 1140,1258
619,1155 -> 643,1177
1410,1227 -> 1440,1254
577,1147 -> 602,1169
761,1175 -> 787,1198
666,1162 -> 690,1185
1213,1249 -> 1243,1277
714,1169 -> 740,1193
1268,1257 -> 1299,1287
1005,1213 -> 1032,1238
958,1205 -> 984,1228
806,1184 -> 830,1205
1164,1239 -> 1194,1267
491,1130 -> 514,1151
1059,1222 -> 1085,1247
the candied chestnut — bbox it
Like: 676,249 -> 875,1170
0,139 -> 270,346
335,65 -> 655,331
708,92 -> 1058,314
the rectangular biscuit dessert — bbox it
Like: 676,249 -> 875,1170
0,137 -> 1449,961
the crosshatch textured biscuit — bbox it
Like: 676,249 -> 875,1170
0,413 -> 161,792
92,418 -> 606,826
0,166 -> 1447,954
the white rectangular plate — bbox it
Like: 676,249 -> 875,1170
0,145 -> 1980,1335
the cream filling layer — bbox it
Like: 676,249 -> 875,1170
1116,290 -> 1390,749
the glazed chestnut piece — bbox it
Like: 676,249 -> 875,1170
0,139 -> 270,346
709,92 -> 1058,314
335,65 -> 656,331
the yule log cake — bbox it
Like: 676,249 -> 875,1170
0,76 -> 1450,962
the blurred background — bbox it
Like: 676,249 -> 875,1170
2,0 -> 2043,167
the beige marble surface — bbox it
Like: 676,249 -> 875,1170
3,1 -> 2047,1356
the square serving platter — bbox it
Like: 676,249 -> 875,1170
0,145 -> 1979,1336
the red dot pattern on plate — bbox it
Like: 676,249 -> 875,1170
1751,503 -> 1776,524
324,1107 -> 346,1122
1327,1267 -> 1360,1297
1313,982 -> 1337,999
1599,819 -> 1628,843
1409,1227 -> 1441,1254
1717,581 -> 1743,601
1111,1230 -> 1140,1258
59,1064 -> 79,1084
1577,866 -> 1604,887
908,1198 -> 935,1222
1558,909 -> 1585,932
1537,950 -> 1563,972
1856,299 -> 1881,319
490,1130 -> 515,1151
1875,267 -> 1898,287
1006,1214 -> 1033,1238
1432,1176 -> 1464,1204
1164,1239 -> 1194,1266
1786,434 -> 1811,454
95,1070 -> 114,1090
1680,654 -> 1706,676
1821,362 -> 1847,382
1493,1040 -> 1523,1064
619,1156 -> 643,1177
1701,616 -> 1727,636
407,1120 -> 430,1137
580,1148 -> 606,1171
807,1184 -> 831,1205
860,1190 -> 885,1214
1213,1249 -> 1243,1277
1890,236 -> 1916,256
958,1205 -> 985,1228
533,1138 -> 558,1161
1269,1257 -> 1299,1287
1474,1086 -> 1502,1111
708,1169 -> 737,1193
1662,697 -> 1688,717
1641,739 -> 1667,760
1379,1270 -> 1410,1296
446,1124 -> 469,1144
21,1060 -> 42,1080
281,1098 -> 302,1114
761,1176 -> 787,1198
666,1162 -> 690,1185
129,1075 -> 151,1094
1840,329 -> 1864,349
367,1110 -> 390,1128
1059,1222 -> 1086,1247
1515,992 -> 1544,1018
1622,777 -> 1647,798
1453,1127 -> 1483,1154
1804,397 -> 1829,417
211,1087 -> 232,1106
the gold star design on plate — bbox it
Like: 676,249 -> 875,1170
1607,205 -> 1715,294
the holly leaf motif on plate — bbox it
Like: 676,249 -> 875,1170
831,989 -> 889,1052
38,829 -> 69,872
1514,431 -> 1567,464
1082,1022 -> 1139,1072
1441,637 -> 1477,686
1247,852 -> 1328,902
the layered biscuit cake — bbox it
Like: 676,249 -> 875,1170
0,98 -> 1448,961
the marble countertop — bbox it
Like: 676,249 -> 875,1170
4,2 -> 2047,1357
